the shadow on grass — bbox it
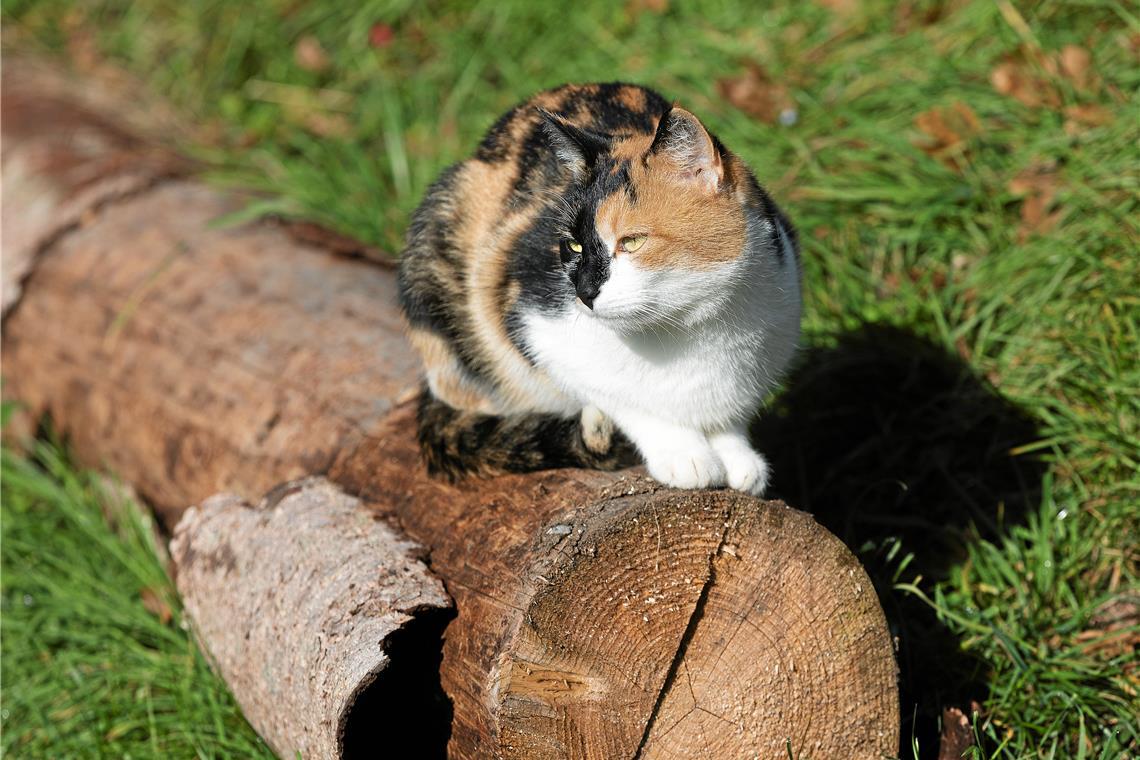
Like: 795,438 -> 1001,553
753,323 -> 1046,758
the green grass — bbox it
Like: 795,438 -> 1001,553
0,436 -> 274,758
3,0 -> 1139,757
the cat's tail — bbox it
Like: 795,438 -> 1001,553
415,387 -> 641,480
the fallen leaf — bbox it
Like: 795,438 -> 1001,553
717,64 -> 796,125
301,110 -> 353,138
1127,32 -> 1140,58
1058,44 -> 1093,92
1084,595 -> 1140,668
140,587 -> 173,625
626,0 -> 669,18
1091,594 -> 1140,630
881,271 -> 901,295
294,35 -> 330,73
990,59 -> 1060,108
1019,193 -> 1061,238
1009,161 -> 1061,241
913,102 -> 981,171
63,15 -> 101,72
1008,161 -> 1057,196
938,706 -> 975,760
1063,103 -> 1114,134
815,0 -> 859,15
369,23 -> 394,48
893,0 -> 947,33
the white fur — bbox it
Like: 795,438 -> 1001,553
521,213 -> 801,495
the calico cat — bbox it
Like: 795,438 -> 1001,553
398,83 -> 801,495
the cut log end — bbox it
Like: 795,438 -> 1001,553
493,484 -> 899,759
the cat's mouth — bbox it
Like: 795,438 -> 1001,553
577,299 -> 662,331
576,297 -> 624,322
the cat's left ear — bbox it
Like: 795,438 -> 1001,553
648,106 -> 724,194
537,108 -> 610,177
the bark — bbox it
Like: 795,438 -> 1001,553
170,478 -> 451,760
2,57 -> 900,758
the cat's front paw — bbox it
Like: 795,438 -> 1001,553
644,446 -> 727,491
710,434 -> 770,496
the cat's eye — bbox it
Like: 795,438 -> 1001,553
567,240 -> 583,253
620,234 -> 648,253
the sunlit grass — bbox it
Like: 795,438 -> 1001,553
0,438 -> 274,758
3,0 -> 1138,756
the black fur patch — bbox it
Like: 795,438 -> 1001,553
416,386 -> 640,479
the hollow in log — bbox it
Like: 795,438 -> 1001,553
171,478 -> 452,760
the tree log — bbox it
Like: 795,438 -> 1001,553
171,478 -> 452,760
2,58 -> 899,758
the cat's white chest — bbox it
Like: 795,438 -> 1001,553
522,307 -> 769,431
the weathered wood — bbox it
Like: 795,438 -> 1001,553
0,54 -> 188,317
171,478 -> 452,760
2,58 -> 900,758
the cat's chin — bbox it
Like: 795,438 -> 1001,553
582,305 -> 682,335
575,301 -> 635,330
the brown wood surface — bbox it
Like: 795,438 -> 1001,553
2,58 -> 900,758
171,478 -> 452,760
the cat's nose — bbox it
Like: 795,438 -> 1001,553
576,281 -> 599,309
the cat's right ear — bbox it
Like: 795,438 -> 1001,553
537,108 -> 609,178
647,106 -> 724,194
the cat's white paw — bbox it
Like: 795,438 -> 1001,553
644,446 -> 727,490
710,434 -> 770,496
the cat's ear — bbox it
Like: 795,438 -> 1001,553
537,108 -> 610,177
648,106 -> 723,194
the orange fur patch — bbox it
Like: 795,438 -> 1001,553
596,154 -> 747,270
454,162 -> 571,411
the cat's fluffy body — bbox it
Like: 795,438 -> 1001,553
398,82 -> 801,494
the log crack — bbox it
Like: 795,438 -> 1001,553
631,503 -> 734,759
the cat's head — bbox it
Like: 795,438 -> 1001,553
540,105 -> 775,330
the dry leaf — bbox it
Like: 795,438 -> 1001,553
816,0 -> 860,15
1086,594 -> 1140,664
627,0 -> 669,18
1009,162 -> 1061,241
294,35 -> 330,73
938,706 -> 975,760
1127,32 -> 1140,58
1063,103 -> 1113,135
1065,103 -> 1113,125
369,23 -> 394,48
1058,44 -> 1093,92
140,587 -> 173,625
913,102 -> 981,171
990,59 -> 1060,108
1008,162 -> 1056,197
717,64 -> 796,125
893,0 -> 946,33
301,111 -> 352,138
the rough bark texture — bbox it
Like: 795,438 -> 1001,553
0,55 -> 189,317
170,478 -> 451,760
2,57 -> 900,758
